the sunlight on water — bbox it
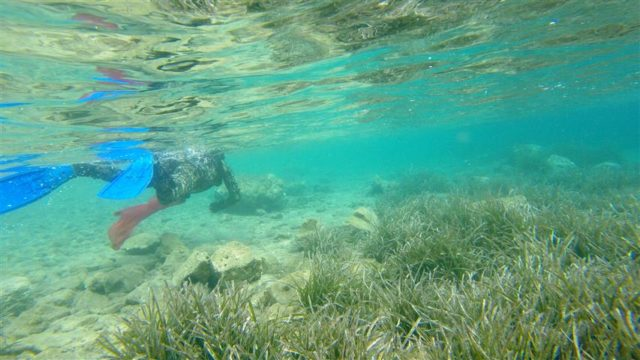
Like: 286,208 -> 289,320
0,0 -> 638,158
0,1 -> 638,359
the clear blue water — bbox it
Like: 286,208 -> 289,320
0,1 -> 638,358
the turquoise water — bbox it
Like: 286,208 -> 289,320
0,1 -> 639,358
1,1 -> 638,158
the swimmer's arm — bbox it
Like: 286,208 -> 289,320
209,158 -> 241,212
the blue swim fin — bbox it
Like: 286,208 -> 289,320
0,165 -> 75,214
98,149 -> 154,200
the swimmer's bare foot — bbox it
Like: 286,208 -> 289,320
108,196 -> 167,250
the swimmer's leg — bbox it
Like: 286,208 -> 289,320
108,196 -> 174,250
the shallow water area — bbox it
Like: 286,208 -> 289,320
0,173 -> 368,358
1,0 -> 639,359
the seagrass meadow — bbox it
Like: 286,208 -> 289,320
0,1 -> 638,359
103,168 -> 640,360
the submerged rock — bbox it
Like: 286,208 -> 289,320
154,232 -> 190,276
472,195 -> 536,219
367,176 -> 397,195
120,233 -> 160,255
172,250 -> 219,288
55,271 -> 87,292
9,313 -> 105,359
86,265 -> 147,295
74,290 -> 120,314
125,279 -> 166,306
262,271 -> 308,306
497,195 -> 535,218
545,154 -> 578,176
160,246 -> 190,275
297,219 -> 320,239
224,174 -> 287,214
592,161 -> 622,173
5,302 -> 71,337
41,289 -> 76,308
284,180 -> 308,196
346,207 -> 379,233
170,242 -> 263,290
510,143 -> 548,171
211,241 -> 264,286
255,271 -> 309,320
157,232 -> 188,258
0,276 -> 33,316
0,340 -> 41,357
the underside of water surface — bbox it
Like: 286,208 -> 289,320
0,1 -> 639,359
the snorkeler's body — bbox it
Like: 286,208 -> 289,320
73,148 -> 240,249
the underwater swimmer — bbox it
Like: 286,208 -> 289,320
73,148 -> 241,250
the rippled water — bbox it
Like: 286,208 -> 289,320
0,2 -> 639,358
1,0 -> 638,163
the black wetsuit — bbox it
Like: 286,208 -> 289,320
73,149 -> 240,210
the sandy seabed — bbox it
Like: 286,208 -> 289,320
0,175 -> 369,359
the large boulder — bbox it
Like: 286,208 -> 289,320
210,241 -> 264,286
